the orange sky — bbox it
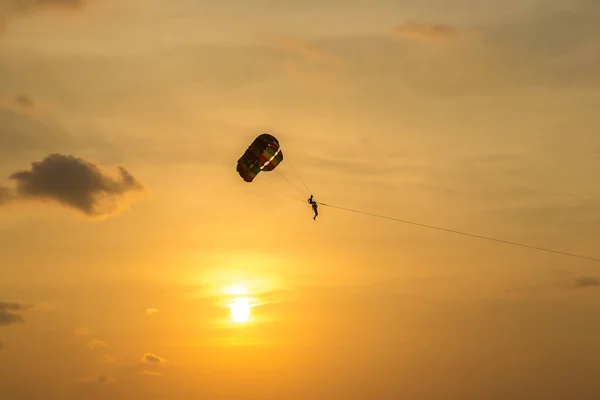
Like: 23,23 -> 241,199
1,0 -> 600,399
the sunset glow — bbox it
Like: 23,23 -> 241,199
2,0 -> 600,399
229,297 -> 252,323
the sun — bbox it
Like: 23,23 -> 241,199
224,283 -> 249,296
221,282 -> 260,324
229,297 -> 251,323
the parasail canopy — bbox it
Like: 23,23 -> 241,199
236,133 -> 283,182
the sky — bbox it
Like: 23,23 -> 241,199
1,0 -> 600,399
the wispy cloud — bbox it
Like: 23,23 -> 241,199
74,327 -> 116,367
2,153 -> 144,217
275,37 -> 335,63
96,374 -> 110,384
255,32 -> 348,92
0,0 -> 87,37
1,0 -> 86,12
0,301 -> 30,326
87,338 -> 108,350
146,308 -> 158,316
142,370 -> 163,377
574,276 -> 600,289
14,95 -> 33,110
258,32 -> 339,65
79,374 -> 115,385
394,20 -> 473,43
141,352 -> 166,364
0,94 -> 34,112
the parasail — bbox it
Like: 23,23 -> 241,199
236,133 -> 283,182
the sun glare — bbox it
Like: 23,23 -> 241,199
229,297 -> 252,323
221,282 -> 261,324
225,283 -> 250,296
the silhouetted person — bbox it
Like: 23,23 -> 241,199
308,195 -> 318,220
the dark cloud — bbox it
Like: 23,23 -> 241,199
0,301 -> 29,326
5,153 -> 143,216
14,95 -> 33,109
141,353 -> 165,364
0,301 -> 27,311
575,276 -> 600,289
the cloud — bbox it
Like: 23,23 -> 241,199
146,308 -> 158,316
0,341 -> 3,350
394,20 -> 471,43
141,353 -> 166,364
96,374 -> 110,384
574,276 -> 600,289
255,32 -> 347,91
0,0 -> 86,16
258,32 -> 339,65
0,0 -> 87,37
0,302 -> 29,312
0,93 -> 32,112
0,300 -> 55,329
74,329 -> 116,366
79,374 -> 115,385
142,370 -> 163,377
1,0 -> 85,10
273,37 -> 335,63
3,153 -> 144,217
14,95 -> 33,109
87,338 -> 108,350
0,301 -> 30,326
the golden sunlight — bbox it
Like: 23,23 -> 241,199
224,283 -> 250,296
229,297 -> 252,323
219,282 -> 262,325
